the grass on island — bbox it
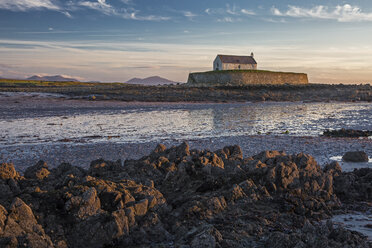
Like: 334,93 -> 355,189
0,79 -> 124,87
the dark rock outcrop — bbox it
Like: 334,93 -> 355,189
342,151 -> 369,162
0,143 -> 370,247
323,129 -> 372,138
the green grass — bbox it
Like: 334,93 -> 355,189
0,79 -> 123,87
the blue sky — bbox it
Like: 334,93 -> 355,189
1,0 -> 372,83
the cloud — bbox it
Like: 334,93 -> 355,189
217,17 -> 241,23
0,0 -> 73,18
78,0 -> 115,15
0,0 -> 60,11
241,9 -> 255,15
0,0 -> 169,21
262,18 -> 286,23
226,4 -> 239,15
60,10 -> 73,18
120,10 -> 171,21
121,0 -> 132,4
183,11 -> 197,20
206,4 -> 255,20
272,4 -> 372,22
77,0 -> 170,21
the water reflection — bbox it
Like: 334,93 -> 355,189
0,102 -> 371,146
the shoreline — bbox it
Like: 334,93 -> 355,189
2,135 -> 371,173
0,82 -> 371,102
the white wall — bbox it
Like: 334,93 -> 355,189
213,57 -> 222,71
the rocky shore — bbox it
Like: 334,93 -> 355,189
0,142 -> 371,247
0,83 -> 371,102
323,129 -> 372,138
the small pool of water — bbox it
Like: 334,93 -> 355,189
329,156 -> 372,172
332,212 -> 372,241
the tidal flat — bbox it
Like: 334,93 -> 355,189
0,92 -> 371,247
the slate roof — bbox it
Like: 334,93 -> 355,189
217,55 -> 257,64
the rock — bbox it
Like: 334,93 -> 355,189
323,128 -> 372,138
0,142 -> 370,247
24,160 -> 50,180
134,199 -> 148,216
323,161 -> 342,173
65,187 -> 101,220
342,151 -> 369,162
334,168 -> 372,201
0,198 -> 53,248
0,163 -> 18,180
89,159 -> 122,177
0,205 -> 7,232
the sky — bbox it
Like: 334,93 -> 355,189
1,0 -> 372,83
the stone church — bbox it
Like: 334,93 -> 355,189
213,53 -> 257,71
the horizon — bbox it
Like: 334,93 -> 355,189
1,0 -> 372,84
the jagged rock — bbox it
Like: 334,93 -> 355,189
323,161 -> 342,174
89,159 -> 122,177
334,168 -> 372,201
24,160 -> 50,180
0,198 -> 53,248
65,187 -> 102,220
0,163 -> 19,180
342,151 -> 369,162
323,128 -> 372,138
0,142 -> 370,247
134,199 -> 148,216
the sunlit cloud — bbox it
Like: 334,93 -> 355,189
78,0 -> 170,21
183,11 -> 197,20
241,9 -> 255,15
0,0 -> 60,11
0,0 -> 73,17
206,4 -> 255,22
217,17 -> 241,23
78,0 -> 114,15
0,0 -> 169,21
272,4 -> 372,22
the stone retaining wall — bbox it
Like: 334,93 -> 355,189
187,70 -> 309,86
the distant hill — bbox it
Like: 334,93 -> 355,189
27,75 -> 79,82
126,76 -> 180,85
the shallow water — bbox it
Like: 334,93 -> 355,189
0,100 -> 371,146
332,212 -> 372,241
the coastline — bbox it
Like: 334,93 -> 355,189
0,92 -> 371,246
2,135 -> 371,173
0,82 -> 371,102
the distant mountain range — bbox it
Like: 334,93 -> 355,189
125,76 -> 180,85
27,75 -> 79,82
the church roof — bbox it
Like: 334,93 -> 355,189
217,55 -> 257,64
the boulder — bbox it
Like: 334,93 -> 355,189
0,198 -> 53,248
0,163 -> 18,180
342,151 -> 369,162
24,160 -> 50,180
